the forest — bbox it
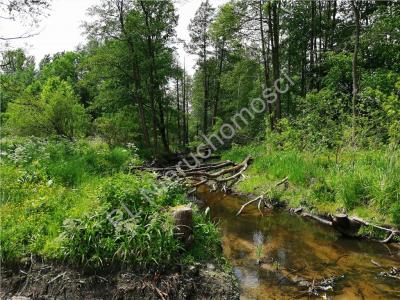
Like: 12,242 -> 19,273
1,0 -> 400,299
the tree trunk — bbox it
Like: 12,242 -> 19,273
133,63 -> 150,148
309,0 -> 316,90
212,39 -> 225,127
260,0 -> 274,130
301,48 -> 306,96
324,0 -> 331,52
140,1 -> 169,154
331,0 -> 337,49
203,40 -> 209,134
351,0 -> 360,148
117,1 -> 150,147
182,61 -> 189,146
176,77 -> 181,145
272,2 -> 281,120
157,99 -> 170,153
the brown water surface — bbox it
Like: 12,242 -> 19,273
196,186 -> 400,299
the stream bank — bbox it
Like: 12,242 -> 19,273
196,185 -> 400,299
1,261 -> 239,300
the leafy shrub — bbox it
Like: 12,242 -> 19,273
60,174 -> 220,268
5,77 -> 89,138
61,207 -> 179,268
104,147 -> 131,172
188,211 -> 223,263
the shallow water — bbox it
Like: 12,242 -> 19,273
196,186 -> 400,299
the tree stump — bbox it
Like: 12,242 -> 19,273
332,214 -> 361,237
171,206 -> 193,247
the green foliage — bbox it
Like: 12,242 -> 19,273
0,137 -> 222,268
0,137 -> 135,187
5,77 -> 89,138
222,144 -> 400,227
94,111 -> 139,146
188,210 -> 223,263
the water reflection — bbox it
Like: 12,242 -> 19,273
234,267 -> 260,288
196,186 -> 400,299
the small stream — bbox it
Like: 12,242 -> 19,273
196,186 -> 400,299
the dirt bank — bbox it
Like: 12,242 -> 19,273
1,261 -> 239,300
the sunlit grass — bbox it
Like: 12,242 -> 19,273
222,144 -> 400,226
0,137 -> 224,268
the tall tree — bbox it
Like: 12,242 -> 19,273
270,0 -> 281,121
351,0 -> 361,147
187,0 -> 215,134
138,0 -> 177,153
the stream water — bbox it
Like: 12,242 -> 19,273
196,186 -> 400,299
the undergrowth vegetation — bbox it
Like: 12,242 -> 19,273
222,143 -> 400,227
0,137 -> 222,268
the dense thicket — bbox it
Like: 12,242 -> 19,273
190,0 -> 399,150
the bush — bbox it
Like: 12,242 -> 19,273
0,137 -> 135,186
5,77 -> 89,139
1,139 -> 223,269
60,174 -> 221,268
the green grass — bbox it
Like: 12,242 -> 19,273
222,143 -> 400,227
0,137 -> 223,269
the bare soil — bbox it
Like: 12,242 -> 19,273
1,261 -> 239,300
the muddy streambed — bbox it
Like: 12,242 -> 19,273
196,186 -> 400,299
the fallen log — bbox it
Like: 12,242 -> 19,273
131,160 -> 234,173
292,210 -> 400,243
351,217 -> 400,243
301,212 -> 333,227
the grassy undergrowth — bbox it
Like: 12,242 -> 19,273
222,143 -> 400,228
0,137 -> 223,269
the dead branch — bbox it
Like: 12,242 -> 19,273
184,156 -> 252,179
301,212 -> 333,227
371,260 -> 400,281
351,217 -> 400,243
236,176 -> 289,216
236,196 -> 263,216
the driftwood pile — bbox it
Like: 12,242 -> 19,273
132,156 -> 253,192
